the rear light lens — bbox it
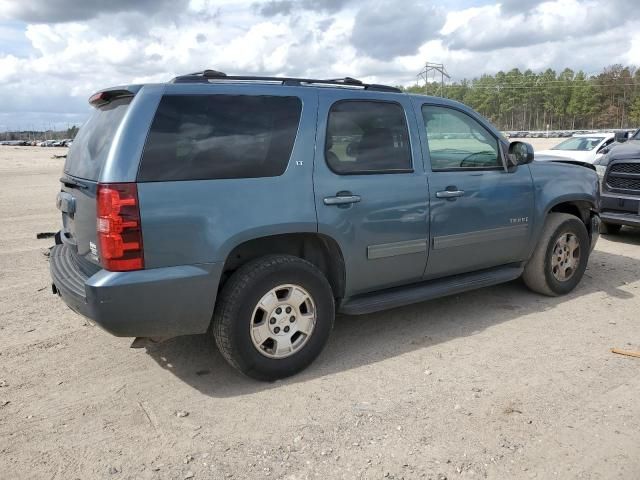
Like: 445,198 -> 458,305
88,92 -> 108,106
97,183 -> 144,271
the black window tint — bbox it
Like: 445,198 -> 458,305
325,101 -> 412,174
422,105 -> 500,170
64,97 -> 131,180
139,95 -> 302,181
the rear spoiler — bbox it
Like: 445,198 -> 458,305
88,85 -> 142,108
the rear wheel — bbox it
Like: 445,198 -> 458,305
599,221 -> 622,235
212,255 -> 334,381
522,213 -> 590,296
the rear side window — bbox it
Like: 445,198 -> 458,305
139,94 -> 302,181
64,97 -> 131,180
325,100 -> 412,174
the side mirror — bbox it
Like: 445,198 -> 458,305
614,131 -> 628,143
508,141 -> 534,166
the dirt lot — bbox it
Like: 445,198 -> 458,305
510,138 -> 561,150
1,144 -> 639,480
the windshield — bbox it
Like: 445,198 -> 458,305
552,136 -> 604,151
64,97 -> 131,180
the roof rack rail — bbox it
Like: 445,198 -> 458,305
170,70 -> 402,93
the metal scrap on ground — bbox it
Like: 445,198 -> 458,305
36,232 -> 56,239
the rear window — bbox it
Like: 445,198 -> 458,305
138,94 -> 302,181
64,97 -> 131,180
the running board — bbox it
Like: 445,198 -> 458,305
339,265 -> 524,315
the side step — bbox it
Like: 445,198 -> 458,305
339,264 -> 524,315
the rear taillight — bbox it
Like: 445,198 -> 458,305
97,183 -> 144,271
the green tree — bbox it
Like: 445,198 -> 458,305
402,63 -> 640,130
628,95 -> 640,125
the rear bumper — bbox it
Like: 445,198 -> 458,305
50,244 -> 223,337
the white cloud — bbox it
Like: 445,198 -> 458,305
350,1 -> 444,60
0,0 -> 639,129
442,0 -> 634,52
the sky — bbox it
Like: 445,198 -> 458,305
1,0 -> 640,131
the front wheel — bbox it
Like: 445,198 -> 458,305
522,213 -> 590,297
212,255 -> 334,381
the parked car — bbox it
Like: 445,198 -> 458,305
594,130 -> 640,233
535,133 -> 615,164
49,71 -> 601,380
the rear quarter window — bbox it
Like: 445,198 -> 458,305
138,94 -> 302,181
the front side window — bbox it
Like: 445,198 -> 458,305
325,100 -> 412,174
422,105 -> 500,170
598,138 -> 614,151
139,94 -> 302,181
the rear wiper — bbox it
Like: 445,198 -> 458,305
60,176 -> 88,189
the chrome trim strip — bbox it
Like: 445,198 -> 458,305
367,239 -> 428,260
433,224 -> 528,250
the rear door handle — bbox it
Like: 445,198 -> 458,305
323,193 -> 361,206
436,189 -> 465,199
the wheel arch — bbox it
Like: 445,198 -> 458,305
547,199 -> 595,225
547,198 -> 599,242
526,198 -> 599,261
527,197 -> 598,256
220,232 -> 346,301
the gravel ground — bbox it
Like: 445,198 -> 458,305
510,138 -> 561,150
0,144 -> 639,480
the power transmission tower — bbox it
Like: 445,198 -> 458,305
417,62 -> 450,97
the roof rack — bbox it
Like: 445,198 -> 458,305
170,70 -> 402,93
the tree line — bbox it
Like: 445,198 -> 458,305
404,65 -> 640,131
2,125 -> 79,142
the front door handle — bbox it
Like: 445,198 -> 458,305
323,193 -> 361,206
436,189 -> 465,199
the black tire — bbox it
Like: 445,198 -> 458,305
522,213 -> 590,297
212,255 -> 334,381
599,221 -> 622,235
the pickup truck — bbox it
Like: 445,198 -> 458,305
593,130 -> 640,233
49,71 -> 601,380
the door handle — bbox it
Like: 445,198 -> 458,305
436,189 -> 465,199
323,193 -> 361,206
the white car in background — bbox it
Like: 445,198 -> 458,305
535,133 -> 615,164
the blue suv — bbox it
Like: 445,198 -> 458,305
50,71 -> 600,380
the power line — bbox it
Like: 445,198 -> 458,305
417,62 -> 450,97
454,78 -> 630,85
425,82 -> 640,90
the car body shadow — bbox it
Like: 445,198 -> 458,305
601,225 -> 640,246
144,248 -> 638,397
